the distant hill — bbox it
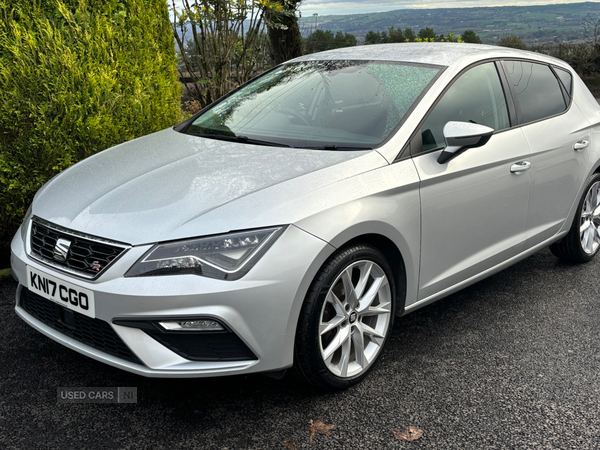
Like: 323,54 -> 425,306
299,2 -> 600,44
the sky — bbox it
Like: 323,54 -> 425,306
299,0 -> 597,16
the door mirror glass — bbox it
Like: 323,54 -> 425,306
437,121 -> 494,164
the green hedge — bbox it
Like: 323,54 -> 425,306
0,0 -> 181,266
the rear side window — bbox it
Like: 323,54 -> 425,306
420,62 -> 510,152
555,67 -> 573,96
502,61 -> 566,124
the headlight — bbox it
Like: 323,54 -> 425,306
20,205 -> 33,244
125,226 -> 286,280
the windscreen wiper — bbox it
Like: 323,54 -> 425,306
191,133 -> 291,148
302,145 -> 373,151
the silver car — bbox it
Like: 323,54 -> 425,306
11,43 -> 600,390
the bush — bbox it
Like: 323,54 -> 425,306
0,0 -> 181,267
173,0 -> 276,108
553,42 -> 599,75
461,30 -> 482,44
497,36 -> 527,50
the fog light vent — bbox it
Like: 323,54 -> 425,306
158,319 -> 225,332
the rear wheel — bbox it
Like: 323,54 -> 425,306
550,173 -> 600,262
294,244 -> 397,390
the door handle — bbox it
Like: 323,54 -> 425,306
574,140 -> 589,152
510,161 -> 531,175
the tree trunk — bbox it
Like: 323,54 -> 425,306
267,0 -> 303,64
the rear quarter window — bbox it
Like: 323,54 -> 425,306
554,67 -> 573,96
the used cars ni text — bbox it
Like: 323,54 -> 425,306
11,43 -> 600,389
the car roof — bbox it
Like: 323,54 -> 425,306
293,42 -> 569,70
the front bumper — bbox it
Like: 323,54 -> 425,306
11,224 -> 333,377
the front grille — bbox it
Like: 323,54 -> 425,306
144,330 -> 257,361
29,218 -> 128,279
19,288 -> 142,365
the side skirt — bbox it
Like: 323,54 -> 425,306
403,230 -> 569,315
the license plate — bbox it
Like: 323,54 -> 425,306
27,266 -> 95,318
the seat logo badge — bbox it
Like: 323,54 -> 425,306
91,261 -> 102,271
53,238 -> 72,262
349,311 -> 358,324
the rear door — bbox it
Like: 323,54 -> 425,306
411,61 -> 532,303
500,60 -> 591,247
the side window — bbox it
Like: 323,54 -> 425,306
554,67 -> 573,97
420,62 -> 510,152
502,61 -> 566,124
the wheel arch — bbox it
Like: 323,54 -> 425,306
295,220 -> 417,315
558,157 -> 600,238
283,220 -> 419,370
322,220 -> 417,312
335,233 -> 408,315
291,232 -> 407,388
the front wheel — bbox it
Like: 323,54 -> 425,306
551,172 -> 600,262
294,244 -> 397,390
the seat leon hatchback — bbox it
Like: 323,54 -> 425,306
11,43 -> 600,390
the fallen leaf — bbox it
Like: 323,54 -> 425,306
392,426 -> 423,442
282,440 -> 298,450
308,418 -> 336,444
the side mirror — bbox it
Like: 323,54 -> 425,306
437,121 -> 494,164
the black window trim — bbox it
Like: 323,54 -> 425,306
551,65 -> 573,105
495,60 -> 518,127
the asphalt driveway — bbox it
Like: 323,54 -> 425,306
1,248 -> 599,449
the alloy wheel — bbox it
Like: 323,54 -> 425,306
580,181 -> 600,254
318,260 -> 392,378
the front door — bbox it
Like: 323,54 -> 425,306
411,62 -> 532,303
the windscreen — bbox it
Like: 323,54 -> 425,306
184,60 -> 441,149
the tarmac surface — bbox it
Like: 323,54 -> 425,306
1,247 -> 599,449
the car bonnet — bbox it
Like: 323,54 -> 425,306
31,128 -> 384,244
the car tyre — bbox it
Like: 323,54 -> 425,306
550,172 -> 600,263
294,244 -> 397,390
